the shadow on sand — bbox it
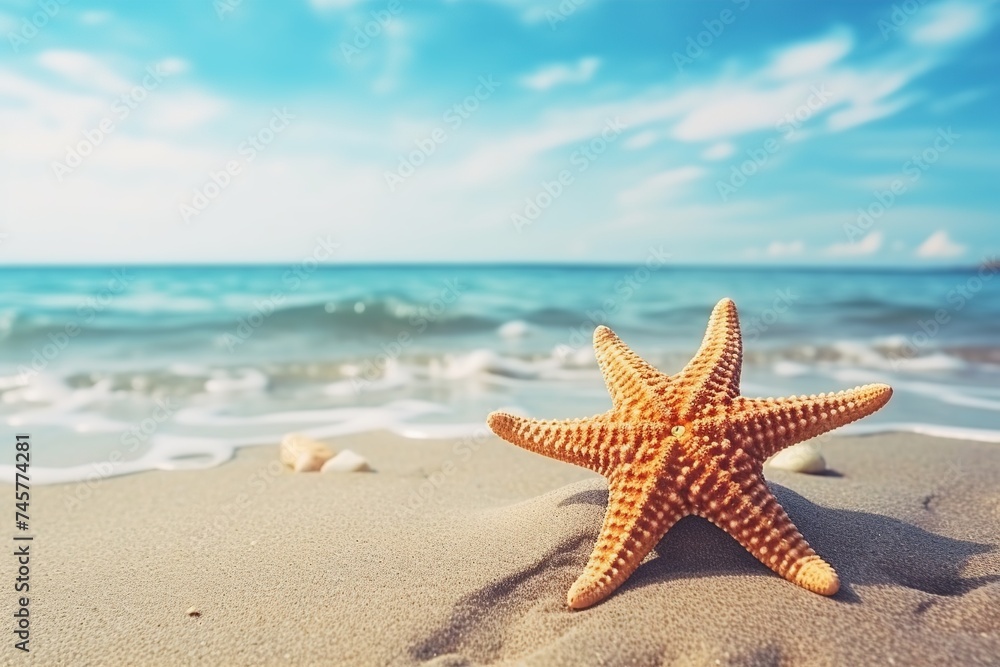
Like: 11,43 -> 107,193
410,481 -> 998,663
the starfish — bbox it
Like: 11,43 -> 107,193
487,298 -> 892,609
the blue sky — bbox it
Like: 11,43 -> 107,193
0,0 -> 997,266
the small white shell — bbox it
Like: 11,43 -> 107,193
280,433 -> 333,472
766,442 -> 826,474
321,449 -> 372,473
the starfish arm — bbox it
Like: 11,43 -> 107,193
675,298 -> 743,417
482,299 -> 896,607
704,475 -> 839,595
593,326 -> 673,421
729,384 -> 893,459
567,476 -> 685,609
486,412 -> 647,474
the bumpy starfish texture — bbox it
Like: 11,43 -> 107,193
487,298 -> 892,609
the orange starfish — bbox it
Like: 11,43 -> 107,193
487,298 -> 892,609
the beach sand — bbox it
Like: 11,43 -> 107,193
24,432 -> 1000,666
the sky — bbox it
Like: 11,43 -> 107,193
0,0 -> 997,266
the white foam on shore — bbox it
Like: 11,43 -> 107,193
428,349 -> 558,380
4,375 -> 126,431
0,400 -> 479,486
892,379 -> 1000,411
497,320 -> 531,339
3,435 -> 236,485
204,368 -> 269,393
173,399 -> 447,427
324,359 -> 412,396
3,343 -> 999,486
841,422 -> 1000,444
829,340 -> 969,372
12,404 -> 999,487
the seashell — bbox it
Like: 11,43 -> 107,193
321,449 -> 372,473
280,433 -> 333,472
765,442 -> 826,474
186,607 -> 201,617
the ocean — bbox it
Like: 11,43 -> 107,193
2,264 -> 998,485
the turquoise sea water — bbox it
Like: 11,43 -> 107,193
1,264 -> 998,484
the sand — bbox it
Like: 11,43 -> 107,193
19,432 -> 1000,666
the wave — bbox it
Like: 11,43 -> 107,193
3,335 -> 998,406
842,422 -> 1000,444
0,400 -> 487,485
3,292 -> 999,361
4,265 -> 999,485
0,297 -> 506,344
6,402 -> 999,487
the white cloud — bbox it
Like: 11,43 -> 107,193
929,88 -> 986,114
158,57 -> 190,76
617,166 -> 705,207
478,0 -> 592,25
79,10 -> 113,25
826,97 -> 912,132
37,50 -> 130,94
143,91 -> 228,131
670,23 -> 967,141
701,142 -> 735,160
520,6 -> 552,23
765,30 -> 853,79
825,231 -> 884,256
309,0 -> 366,9
521,57 -> 600,91
391,17 -> 986,194
908,0 -> 991,46
623,130 -> 659,150
667,31 -> 854,142
433,107 -> 630,188
370,20 -> 411,94
0,68 -> 107,145
1,2 -> 993,264
672,84 -> 807,141
915,230 -> 965,258
766,240 -> 805,257
822,63 -> 929,131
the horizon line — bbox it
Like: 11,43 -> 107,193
0,261 -> 990,273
